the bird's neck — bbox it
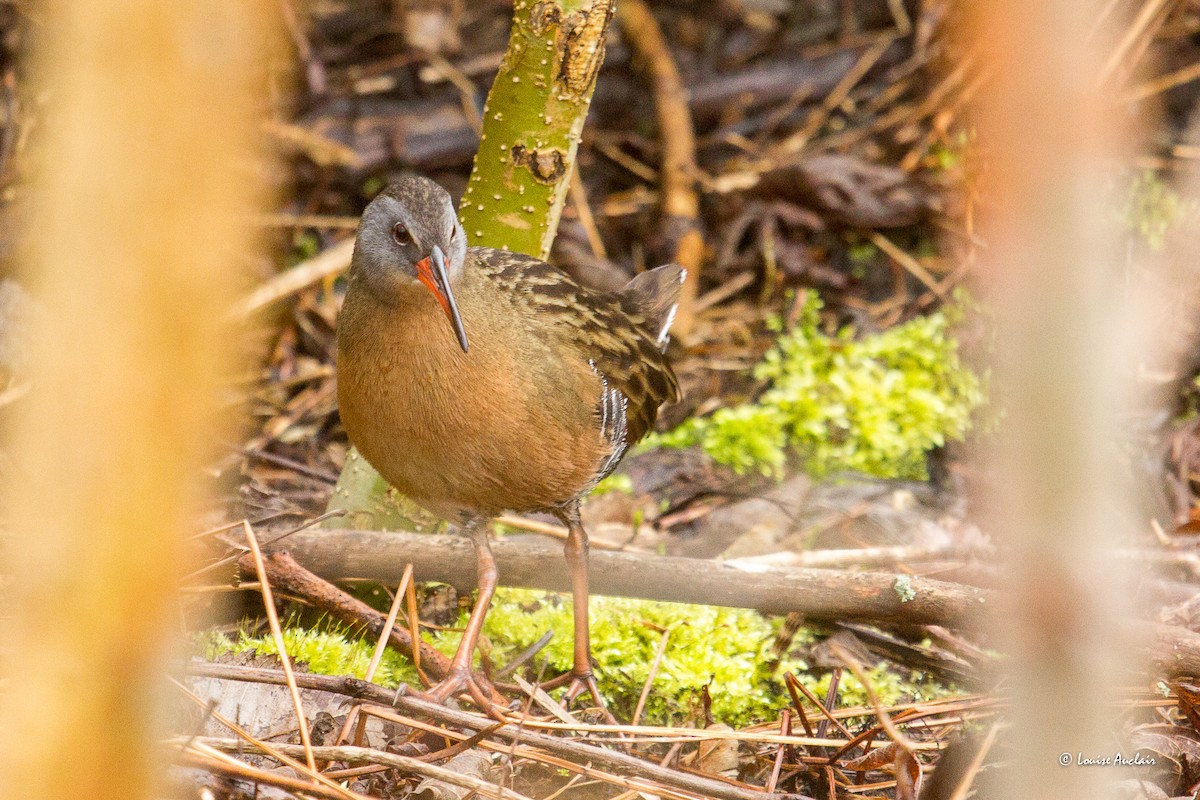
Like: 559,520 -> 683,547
341,268 -> 475,361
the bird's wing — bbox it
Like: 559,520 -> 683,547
473,249 -> 679,447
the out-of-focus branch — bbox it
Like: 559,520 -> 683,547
617,0 -> 702,336
233,237 -> 354,319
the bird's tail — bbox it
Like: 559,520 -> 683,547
619,263 -> 686,350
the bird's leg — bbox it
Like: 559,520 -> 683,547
554,502 -> 618,722
423,516 -> 500,707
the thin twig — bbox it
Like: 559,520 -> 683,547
0,381 -> 30,407
333,565 -> 414,748
869,231 -> 946,300
242,520 -> 318,774
185,510 -> 345,582
187,661 -> 798,800
1121,59 -> 1200,104
828,641 -> 920,756
278,0 -> 327,95
180,746 -> 366,800
775,38 -> 894,156
569,164 -> 608,260
424,54 -> 483,133
405,569 -> 426,684
632,624 -> 670,727
766,710 -> 790,794
173,678 -> 358,800
253,212 -> 360,229
233,237 -> 355,318
190,736 -> 537,800
1097,0 -> 1174,85
946,722 -> 1002,800
783,673 -> 855,742
494,514 -> 622,550
617,0 -> 702,335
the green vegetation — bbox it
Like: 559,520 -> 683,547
928,130 -> 970,172
592,472 -> 634,496
1119,170 -> 1200,251
286,230 -> 321,265
645,292 -> 985,479
207,588 -> 951,726
206,626 -> 422,686
478,590 -> 804,723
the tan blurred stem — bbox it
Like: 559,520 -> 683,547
616,0 -> 701,336
968,1 -> 1139,797
0,4 -> 270,800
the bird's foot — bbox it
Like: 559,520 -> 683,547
420,669 -> 511,720
541,669 -> 619,724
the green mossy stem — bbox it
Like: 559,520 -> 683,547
460,0 -> 613,258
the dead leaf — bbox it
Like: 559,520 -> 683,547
694,724 -> 740,778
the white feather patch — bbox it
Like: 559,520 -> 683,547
588,359 -> 629,481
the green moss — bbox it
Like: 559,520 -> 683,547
928,130 -> 970,172
205,590 -> 956,726
847,240 -> 880,264
208,626 -> 426,687
480,589 -> 810,725
1119,170 -> 1200,251
592,473 -> 634,496
285,230 -> 321,266
644,292 -> 985,479
361,175 -> 387,199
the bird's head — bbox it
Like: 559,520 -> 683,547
350,176 -> 469,352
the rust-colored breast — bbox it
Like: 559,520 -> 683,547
336,266 -> 609,518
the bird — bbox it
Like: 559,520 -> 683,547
336,175 -> 683,712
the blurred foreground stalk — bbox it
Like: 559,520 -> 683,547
969,1 -> 1141,797
0,4 -> 269,799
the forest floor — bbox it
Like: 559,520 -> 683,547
7,1 -> 1200,798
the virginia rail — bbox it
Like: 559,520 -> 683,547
336,176 -> 682,711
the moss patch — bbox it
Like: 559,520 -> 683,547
645,292 -> 985,479
209,589 -> 955,727
1119,170 -> 1200,251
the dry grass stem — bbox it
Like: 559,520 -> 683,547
241,520 -> 318,774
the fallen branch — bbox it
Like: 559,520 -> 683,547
264,529 -> 995,627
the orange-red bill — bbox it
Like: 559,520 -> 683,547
415,245 -> 469,352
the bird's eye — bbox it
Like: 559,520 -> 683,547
392,223 -> 412,245
449,226 -> 457,241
